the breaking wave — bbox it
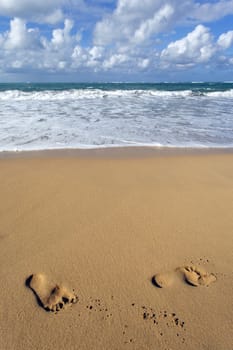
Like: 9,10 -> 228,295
0,83 -> 233,151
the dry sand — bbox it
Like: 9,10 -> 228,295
0,149 -> 232,350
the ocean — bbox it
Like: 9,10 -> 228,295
0,82 -> 233,151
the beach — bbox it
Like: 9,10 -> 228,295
0,148 -> 233,350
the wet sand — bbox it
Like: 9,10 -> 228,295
0,149 -> 232,349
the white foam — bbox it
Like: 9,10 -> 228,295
1,88 -> 233,101
205,89 -> 233,98
0,87 -> 233,151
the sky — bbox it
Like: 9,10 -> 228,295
0,0 -> 233,82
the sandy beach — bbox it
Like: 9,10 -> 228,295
0,149 -> 232,350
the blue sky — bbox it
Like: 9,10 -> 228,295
0,0 -> 233,82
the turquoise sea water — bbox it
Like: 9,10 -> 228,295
0,81 -> 233,93
0,82 -> 233,151
0,82 -> 233,92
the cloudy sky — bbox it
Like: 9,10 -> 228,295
0,0 -> 233,82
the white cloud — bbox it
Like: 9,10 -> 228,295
3,18 -> 42,50
0,18 -> 82,73
103,53 -> 128,69
94,0 -> 175,46
40,9 -> 64,25
133,4 -> 174,44
72,45 -> 107,70
71,45 -> 88,67
0,0 -> 66,23
161,25 -> 233,69
217,30 -> 233,49
192,0 -> 233,22
137,58 -> 150,69
94,0 -> 233,47
51,19 -> 74,48
89,46 -> 104,60
161,25 -> 216,66
1,1 -> 233,78
71,44 -> 152,72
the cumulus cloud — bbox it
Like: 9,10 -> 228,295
51,19 -> 74,48
217,30 -> 233,49
133,4 -> 174,44
94,0 -> 177,46
94,0 -> 233,47
3,18 -> 42,50
161,25 -> 233,68
71,44 -> 152,72
103,53 -> 128,69
0,18 -> 82,73
161,25 -> 216,66
1,1 -> 233,78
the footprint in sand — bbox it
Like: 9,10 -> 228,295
152,271 -> 175,288
26,273 -> 78,312
179,265 -> 217,287
153,265 -> 216,288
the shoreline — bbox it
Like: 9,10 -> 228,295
1,145 -> 233,159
